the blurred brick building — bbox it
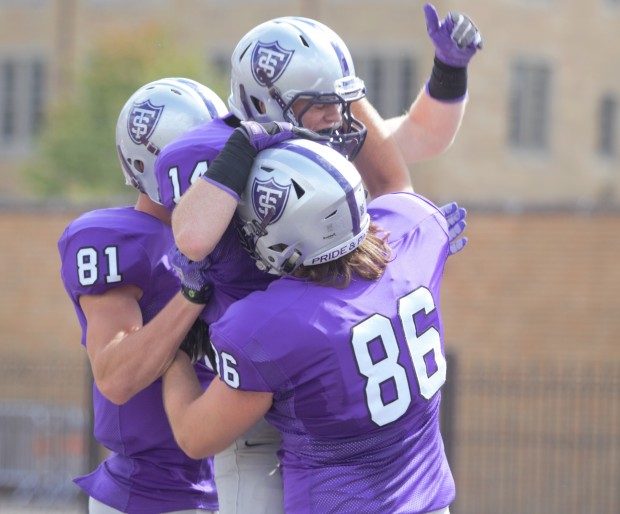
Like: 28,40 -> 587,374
0,2 -> 618,511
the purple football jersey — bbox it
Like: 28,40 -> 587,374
155,115 -> 234,213
155,114 -> 277,325
58,206 -> 218,513
210,193 -> 455,513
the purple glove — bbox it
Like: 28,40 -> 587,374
424,3 -> 483,68
237,120 -> 321,152
440,202 -> 468,256
168,246 -> 212,304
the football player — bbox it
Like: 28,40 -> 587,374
163,131 -> 458,514
58,78 -> 227,514
158,5 -> 476,513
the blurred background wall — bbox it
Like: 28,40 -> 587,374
0,1 -> 618,513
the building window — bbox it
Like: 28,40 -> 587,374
353,54 -> 418,119
0,56 -> 46,151
598,94 -> 617,159
509,60 -> 552,152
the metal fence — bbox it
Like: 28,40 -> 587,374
0,359 -> 88,512
0,401 -> 85,502
446,357 -> 620,514
0,356 -> 618,513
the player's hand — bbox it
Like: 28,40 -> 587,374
424,3 -> 483,68
440,202 -> 468,255
179,318 -> 212,363
237,121 -> 323,152
168,246 -> 213,304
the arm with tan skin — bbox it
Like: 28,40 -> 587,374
173,122 -> 307,261
383,89 -> 467,163
81,287 -> 204,405
172,180 -> 237,262
351,98 -> 413,199
352,94 -> 469,255
163,350 -> 273,459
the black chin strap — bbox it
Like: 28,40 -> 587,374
255,69 -> 288,113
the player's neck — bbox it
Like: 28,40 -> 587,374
134,193 -> 172,225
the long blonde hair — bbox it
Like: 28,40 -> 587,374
293,222 -> 391,288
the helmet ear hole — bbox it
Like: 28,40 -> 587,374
133,160 -> 145,174
251,96 -> 265,114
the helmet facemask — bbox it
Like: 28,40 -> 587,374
277,76 -> 368,161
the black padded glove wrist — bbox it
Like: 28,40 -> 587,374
180,283 -> 212,304
168,246 -> 212,305
201,121 -> 324,199
179,318 -> 211,363
201,130 -> 257,199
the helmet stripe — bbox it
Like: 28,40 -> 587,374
176,78 -> 222,119
286,18 -> 352,77
278,142 -> 361,233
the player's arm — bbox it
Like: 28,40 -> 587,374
384,90 -> 466,163
80,287 -> 205,405
172,122 -> 303,261
384,3 -> 482,163
351,98 -> 413,199
163,350 -> 272,458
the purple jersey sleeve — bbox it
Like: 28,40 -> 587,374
58,206 -> 179,344
210,193 -> 454,513
155,116 -> 234,213
155,114 -> 277,323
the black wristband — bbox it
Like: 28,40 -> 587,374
202,130 -> 257,198
181,284 -> 212,305
427,57 -> 468,101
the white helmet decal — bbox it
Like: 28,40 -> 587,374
127,100 -> 164,147
252,41 -> 295,86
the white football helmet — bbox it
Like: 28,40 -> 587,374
116,77 -> 228,203
236,139 -> 370,276
228,17 -> 367,160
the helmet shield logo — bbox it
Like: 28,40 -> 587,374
252,41 -> 294,86
127,100 -> 164,145
251,177 -> 291,225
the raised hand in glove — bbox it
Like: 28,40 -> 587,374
237,120 -> 323,152
440,202 -> 468,256
179,318 -> 214,364
424,3 -> 483,68
168,245 -> 212,304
